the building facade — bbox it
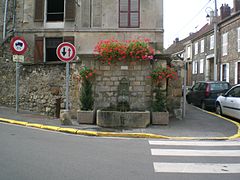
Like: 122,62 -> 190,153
166,0 -> 240,87
0,0 -> 164,116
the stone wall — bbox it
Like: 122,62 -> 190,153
93,62 -> 152,111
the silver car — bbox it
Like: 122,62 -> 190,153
216,84 -> 240,120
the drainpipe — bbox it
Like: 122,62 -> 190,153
13,0 -> 16,34
3,0 -> 8,40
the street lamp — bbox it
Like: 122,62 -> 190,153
206,0 -> 218,81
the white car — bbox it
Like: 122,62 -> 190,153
216,84 -> 240,120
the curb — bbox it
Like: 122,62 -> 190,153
1,113 -> 239,140
195,107 -> 240,140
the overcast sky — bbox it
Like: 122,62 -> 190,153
164,0 -> 233,48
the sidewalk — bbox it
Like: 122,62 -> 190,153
0,104 -> 239,139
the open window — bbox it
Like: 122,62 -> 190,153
47,0 -> 64,22
34,36 -> 74,63
34,0 -> 75,22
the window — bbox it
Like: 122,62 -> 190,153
210,35 -> 214,50
222,33 -> 228,56
47,0 -> 64,21
221,63 -> 229,82
228,87 -> 240,97
192,60 -> 198,74
34,36 -> 74,63
199,59 -> 204,73
119,0 -> 140,28
46,38 -> 63,61
194,42 -> 198,55
187,45 -> 191,59
200,39 -> 204,53
236,62 -> 240,84
238,27 -> 240,52
34,0 -> 75,22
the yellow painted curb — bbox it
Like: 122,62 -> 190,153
10,120 -> 29,126
41,125 -> 60,131
26,123 -> 44,128
195,107 -> 240,140
76,130 -> 98,136
0,117 -> 15,123
58,128 -> 78,134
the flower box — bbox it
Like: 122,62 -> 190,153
77,110 -> 95,124
151,111 -> 169,125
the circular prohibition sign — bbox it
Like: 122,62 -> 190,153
56,42 -> 76,62
10,36 -> 28,55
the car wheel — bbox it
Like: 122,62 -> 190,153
186,96 -> 191,104
201,101 -> 206,110
216,103 -> 222,115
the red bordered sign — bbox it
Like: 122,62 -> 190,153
10,36 -> 28,55
56,42 -> 76,62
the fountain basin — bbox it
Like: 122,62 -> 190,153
96,110 -> 150,128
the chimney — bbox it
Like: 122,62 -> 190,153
220,4 -> 231,20
174,38 -> 179,44
234,0 -> 240,12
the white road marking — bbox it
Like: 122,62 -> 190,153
149,140 -> 240,146
153,163 -> 240,173
151,149 -> 240,157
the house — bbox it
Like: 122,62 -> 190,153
0,0 -> 164,116
218,1 -> 240,85
166,0 -> 240,87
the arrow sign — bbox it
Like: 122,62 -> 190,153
56,42 -> 76,62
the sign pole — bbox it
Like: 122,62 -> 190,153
10,36 -> 28,113
16,61 -> 20,112
56,42 -> 76,111
65,62 -> 70,111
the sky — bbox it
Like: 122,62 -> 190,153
164,0 -> 233,48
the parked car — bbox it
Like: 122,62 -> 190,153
216,84 -> 240,120
186,81 -> 230,110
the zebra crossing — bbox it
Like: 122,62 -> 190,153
149,140 -> 240,174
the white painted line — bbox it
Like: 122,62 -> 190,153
153,163 -> 240,173
149,140 -> 240,146
151,149 -> 240,157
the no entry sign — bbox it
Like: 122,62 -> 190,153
56,42 -> 76,62
10,36 -> 28,55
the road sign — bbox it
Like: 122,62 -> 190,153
56,42 -> 76,62
13,55 -> 24,63
10,36 -> 28,55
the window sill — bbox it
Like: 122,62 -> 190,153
44,22 -> 64,29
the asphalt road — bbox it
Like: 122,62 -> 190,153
1,123 -> 240,180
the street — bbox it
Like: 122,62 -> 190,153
1,122 -> 240,180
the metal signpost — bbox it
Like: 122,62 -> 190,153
56,42 -> 76,111
10,36 -> 28,112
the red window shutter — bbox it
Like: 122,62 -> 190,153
34,0 -> 44,22
65,0 -> 76,21
34,37 -> 44,63
63,36 -> 74,44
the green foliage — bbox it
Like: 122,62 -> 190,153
152,87 -> 167,112
80,78 -> 94,110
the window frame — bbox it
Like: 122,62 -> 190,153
200,39 -> 204,53
222,32 -> 228,56
210,35 -> 214,50
119,0 -> 140,28
238,27 -> 240,52
194,42 -> 198,55
192,60 -> 198,74
199,59 -> 204,74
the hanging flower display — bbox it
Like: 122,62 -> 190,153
148,65 -> 178,84
78,65 -> 96,80
94,38 -> 154,64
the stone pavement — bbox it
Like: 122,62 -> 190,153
0,104 -> 239,139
